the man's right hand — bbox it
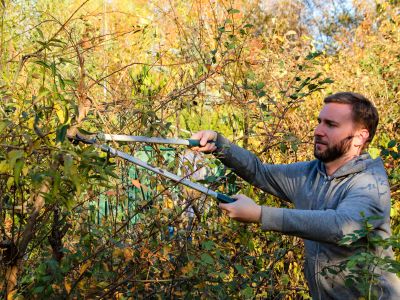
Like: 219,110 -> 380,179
190,130 -> 217,152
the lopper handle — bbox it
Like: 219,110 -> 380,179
216,193 -> 236,203
187,139 -> 215,147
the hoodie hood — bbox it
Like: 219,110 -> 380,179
318,153 -> 382,179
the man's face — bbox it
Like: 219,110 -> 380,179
314,103 -> 356,163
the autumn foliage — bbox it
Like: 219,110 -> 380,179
0,0 -> 399,298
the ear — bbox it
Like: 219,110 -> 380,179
354,128 -> 370,148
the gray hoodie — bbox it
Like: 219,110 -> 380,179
215,134 -> 400,299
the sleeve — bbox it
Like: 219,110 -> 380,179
261,173 -> 391,244
215,133 -> 309,202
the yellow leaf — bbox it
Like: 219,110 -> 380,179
28,117 -> 35,130
163,245 -> 170,257
102,262 -> 109,272
7,177 -> 14,190
113,248 -> 124,258
156,184 -> 164,192
7,290 -> 17,300
22,166 -> 29,176
64,279 -> 71,294
274,35 -> 284,42
78,278 -> 87,290
164,198 -> 174,209
181,261 -> 194,275
79,261 -> 91,275
123,248 -> 133,261
54,103 -> 66,123
162,270 -> 170,278
52,283 -> 59,292
132,179 -> 148,191
0,161 -> 10,173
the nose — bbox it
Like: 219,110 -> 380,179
314,123 -> 324,137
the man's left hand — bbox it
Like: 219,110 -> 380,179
219,194 -> 261,223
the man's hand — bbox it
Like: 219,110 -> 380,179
219,194 -> 261,223
190,130 -> 218,153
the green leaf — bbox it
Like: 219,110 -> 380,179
246,71 -> 256,80
227,8 -> 240,14
235,264 -> 246,275
241,286 -> 254,298
381,149 -> 389,157
391,151 -> 399,159
345,277 -> 355,287
388,140 -> 396,148
305,51 -> 322,60
319,78 -> 334,84
63,154 -> 73,176
281,274 -> 290,285
36,28 -> 44,39
33,286 -> 45,294
308,83 -> 318,90
77,128 -> 95,135
226,43 -> 236,49
311,72 -> 322,80
327,267 -> 339,275
56,124 -> 69,143
47,42 -> 64,48
50,38 -> 66,44
255,82 -> 265,90
37,86 -> 50,99
58,74 -> 65,90
346,259 -> 357,269
34,60 -> 50,69
279,142 -> 287,153
8,150 -> 24,168
50,62 -> 56,75
200,253 -> 214,265
63,79 -> 77,87
201,240 -> 214,250
0,119 -> 11,133
14,158 -> 24,185
257,91 -> 266,98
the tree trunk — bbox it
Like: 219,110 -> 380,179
48,207 -> 70,262
4,179 -> 50,296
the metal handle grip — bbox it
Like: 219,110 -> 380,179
216,193 -> 236,203
187,139 -> 215,147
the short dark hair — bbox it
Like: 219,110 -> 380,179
324,92 -> 379,150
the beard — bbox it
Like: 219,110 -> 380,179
314,135 -> 353,163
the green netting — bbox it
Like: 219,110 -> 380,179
92,146 -> 238,226
93,146 -> 176,225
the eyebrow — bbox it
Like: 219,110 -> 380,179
317,117 -> 340,126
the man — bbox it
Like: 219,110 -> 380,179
191,92 -> 400,299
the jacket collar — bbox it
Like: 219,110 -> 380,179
317,153 -> 379,179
